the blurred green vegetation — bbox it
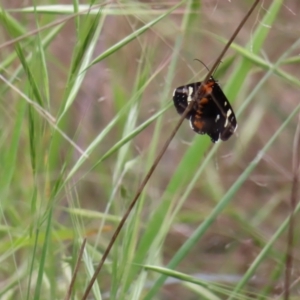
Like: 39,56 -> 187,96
0,0 -> 300,299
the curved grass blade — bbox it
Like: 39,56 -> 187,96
84,1 -> 184,70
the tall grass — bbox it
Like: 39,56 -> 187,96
0,0 -> 299,299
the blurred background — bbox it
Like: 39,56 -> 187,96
0,0 -> 300,299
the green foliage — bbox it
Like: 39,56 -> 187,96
0,1 -> 299,299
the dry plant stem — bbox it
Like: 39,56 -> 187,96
284,116 -> 300,300
0,75 -> 87,157
64,238 -> 87,300
81,1 -> 261,299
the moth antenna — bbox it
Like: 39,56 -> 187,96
193,59 -> 210,72
193,59 -> 223,78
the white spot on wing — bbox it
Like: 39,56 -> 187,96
224,110 -> 232,127
224,118 -> 228,128
189,117 -> 194,130
215,114 -> 220,122
187,86 -> 194,103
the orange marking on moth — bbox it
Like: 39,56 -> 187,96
199,97 -> 209,105
200,81 -> 214,95
193,119 -> 204,130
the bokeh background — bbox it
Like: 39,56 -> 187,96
0,0 -> 300,299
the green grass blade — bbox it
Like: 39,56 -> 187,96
0,100 -> 26,195
33,209 -> 53,300
224,0 -> 284,100
85,1 -> 184,69
59,9 -> 105,120
228,196 -> 300,299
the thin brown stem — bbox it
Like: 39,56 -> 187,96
64,238 -> 87,300
81,1 -> 261,299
